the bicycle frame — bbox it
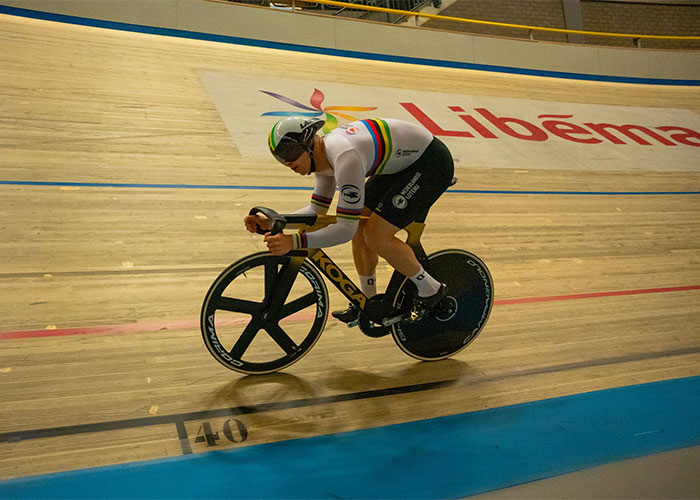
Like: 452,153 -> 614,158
282,215 -> 430,323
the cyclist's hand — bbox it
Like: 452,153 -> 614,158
244,214 -> 271,234
264,233 -> 293,255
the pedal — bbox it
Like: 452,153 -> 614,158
358,313 -> 391,338
410,308 -> 422,321
332,303 -> 359,327
382,304 -> 432,326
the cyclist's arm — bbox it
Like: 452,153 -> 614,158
292,172 -> 335,216
292,150 -> 363,249
246,173 -> 336,236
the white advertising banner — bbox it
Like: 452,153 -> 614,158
199,71 -> 700,172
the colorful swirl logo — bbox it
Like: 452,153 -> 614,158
260,88 -> 377,133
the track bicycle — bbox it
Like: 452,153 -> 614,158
201,206 -> 494,375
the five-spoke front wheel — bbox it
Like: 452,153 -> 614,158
201,252 -> 329,374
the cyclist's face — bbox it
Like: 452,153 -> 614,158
286,152 -> 311,176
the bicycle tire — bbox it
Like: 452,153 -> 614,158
390,249 -> 494,361
201,251 -> 329,374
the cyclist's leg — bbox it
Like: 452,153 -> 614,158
335,138 -> 453,322
364,137 -> 454,304
364,213 -> 446,308
352,173 -> 398,290
331,207 -> 376,324
364,214 -> 420,277
351,206 -> 378,279
332,177 -> 390,324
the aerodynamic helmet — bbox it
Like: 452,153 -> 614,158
268,116 -> 325,165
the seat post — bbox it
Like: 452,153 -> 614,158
403,221 -> 427,262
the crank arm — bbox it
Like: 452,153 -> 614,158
381,312 -> 411,327
382,306 -> 428,327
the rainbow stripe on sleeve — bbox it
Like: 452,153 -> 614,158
336,207 -> 363,221
361,119 -> 392,176
311,193 -> 332,210
294,232 -> 308,249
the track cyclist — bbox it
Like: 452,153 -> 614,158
244,116 -> 455,323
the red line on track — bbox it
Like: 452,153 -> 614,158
0,315 -> 312,340
0,318 -> 219,340
2,285 -> 699,340
493,284 -> 700,306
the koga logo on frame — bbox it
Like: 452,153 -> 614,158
311,250 -> 366,309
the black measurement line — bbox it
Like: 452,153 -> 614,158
500,346 -> 700,380
2,346 -> 697,451
0,379 -> 456,446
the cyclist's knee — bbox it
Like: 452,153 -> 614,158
363,229 -> 381,253
353,218 -> 367,244
363,218 -> 394,254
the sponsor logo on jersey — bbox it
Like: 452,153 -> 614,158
395,148 -> 420,157
392,195 -> 407,209
341,184 -> 361,203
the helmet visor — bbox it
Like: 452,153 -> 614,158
272,139 -> 307,164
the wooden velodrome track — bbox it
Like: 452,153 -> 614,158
1,9 -> 699,494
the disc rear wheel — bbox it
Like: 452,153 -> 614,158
391,250 -> 494,361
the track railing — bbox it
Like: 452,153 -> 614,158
214,0 -> 700,47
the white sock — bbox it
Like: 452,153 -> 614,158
409,266 -> 441,297
359,274 -> 377,298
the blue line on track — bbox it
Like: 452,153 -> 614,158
2,179 -> 699,195
450,189 -> 700,195
0,4 -> 698,86
0,180 -> 312,191
1,376 -> 699,499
